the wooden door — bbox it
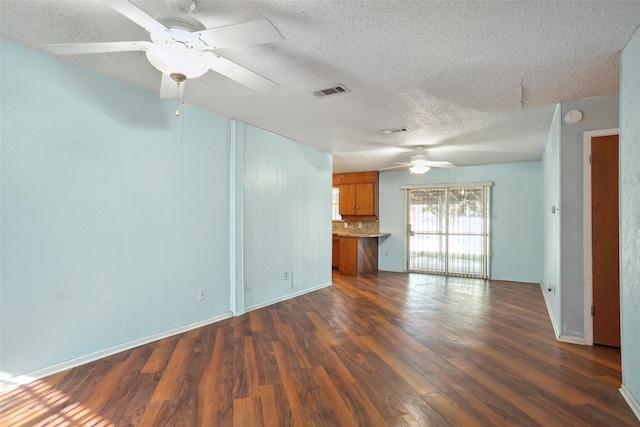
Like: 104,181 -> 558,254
591,134 -> 620,347
339,184 -> 356,215
355,183 -> 374,215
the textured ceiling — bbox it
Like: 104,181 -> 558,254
2,1 -> 640,172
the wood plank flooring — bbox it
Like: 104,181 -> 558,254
1,271 -> 638,426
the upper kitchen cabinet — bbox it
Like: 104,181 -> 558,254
334,171 -> 379,221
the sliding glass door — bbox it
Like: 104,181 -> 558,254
407,184 -> 490,278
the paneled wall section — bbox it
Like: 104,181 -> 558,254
242,125 -> 332,310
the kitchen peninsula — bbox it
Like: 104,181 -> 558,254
332,171 -> 389,276
334,231 -> 390,276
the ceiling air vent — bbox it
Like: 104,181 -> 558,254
381,127 -> 409,134
311,84 -> 350,99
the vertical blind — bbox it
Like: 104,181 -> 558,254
402,183 -> 491,279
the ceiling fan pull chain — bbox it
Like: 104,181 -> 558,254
181,97 -> 185,145
176,82 -> 181,117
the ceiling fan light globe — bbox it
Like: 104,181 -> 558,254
146,46 -> 211,79
410,164 -> 430,175
154,28 -> 202,48
410,154 -> 428,164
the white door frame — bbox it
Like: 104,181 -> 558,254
583,128 -> 619,346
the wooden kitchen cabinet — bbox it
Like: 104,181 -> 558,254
332,234 -> 340,269
334,171 -> 378,220
339,236 -> 379,276
339,183 -> 374,216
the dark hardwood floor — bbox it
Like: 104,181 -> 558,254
1,271 -> 638,426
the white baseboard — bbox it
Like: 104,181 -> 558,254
245,282 -> 333,313
538,284 -> 587,345
540,283 -> 561,338
0,312 -> 233,392
621,384 -> 640,422
558,334 -> 587,345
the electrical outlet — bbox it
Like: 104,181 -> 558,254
199,288 -> 206,301
284,272 -> 289,280
246,280 -> 251,291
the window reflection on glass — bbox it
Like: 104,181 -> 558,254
332,187 -> 341,220
407,185 -> 490,279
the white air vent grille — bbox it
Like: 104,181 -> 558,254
311,84 -> 350,98
381,127 -> 409,134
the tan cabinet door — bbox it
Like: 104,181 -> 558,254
355,183 -> 374,215
339,184 -> 356,215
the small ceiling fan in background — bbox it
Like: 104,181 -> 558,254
42,0 -> 284,98
380,146 -> 456,175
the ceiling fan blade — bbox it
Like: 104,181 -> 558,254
197,20 -> 284,50
42,41 -> 151,55
379,165 -> 410,171
159,73 -> 185,99
425,161 -> 456,168
105,0 -> 168,33
208,55 -> 278,93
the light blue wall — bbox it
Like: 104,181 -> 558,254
1,39 -> 231,377
242,125 -> 332,310
379,161 -> 542,283
559,94 -> 619,338
1,39 -> 332,382
541,104 -> 562,334
290,139 -> 333,295
620,26 -> 640,413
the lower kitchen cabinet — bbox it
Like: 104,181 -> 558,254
338,236 -> 378,276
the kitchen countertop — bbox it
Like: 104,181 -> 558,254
333,232 -> 391,238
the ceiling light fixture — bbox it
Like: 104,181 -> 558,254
379,146 -> 455,173
409,162 -> 431,175
146,28 -> 212,79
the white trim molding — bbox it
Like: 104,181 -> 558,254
0,313 -> 232,392
558,335 -> 587,345
582,128 -> 619,346
245,282 -> 333,313
621,384 -> 640,422
230,119 -> 246,317
400,181 -> 493,190
541,283 -> 561,339
541,284 -> 587,345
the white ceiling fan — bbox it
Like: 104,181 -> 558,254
380,146 -> 456,175
42,0 -> 284,97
